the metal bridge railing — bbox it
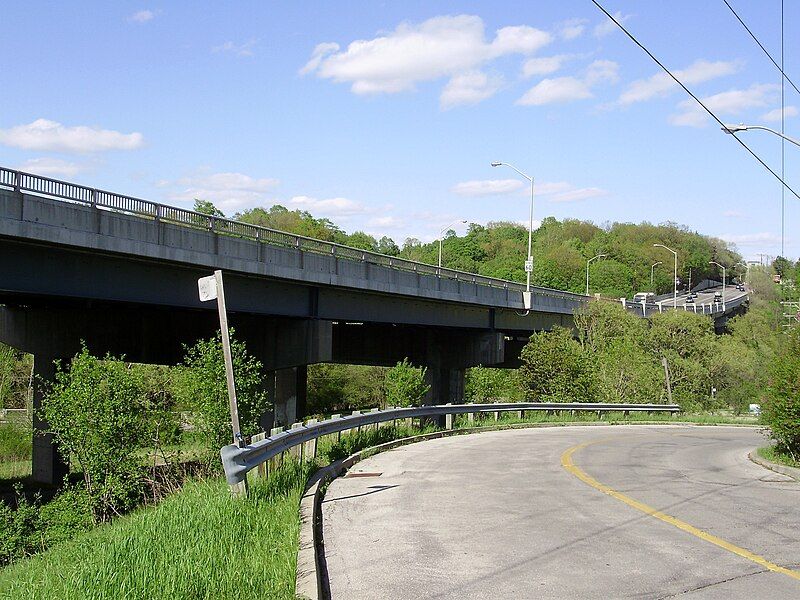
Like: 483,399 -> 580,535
0,166 -> 589,304
219,401 -> 681,487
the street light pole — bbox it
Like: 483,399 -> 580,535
654,244 -> 678,308
710,261 -> 726,310
586,254 -> 607,296
492,161 -> 534,308
651,261 -> 662,287
438,219 -> 467,269
722,123 -> 800,258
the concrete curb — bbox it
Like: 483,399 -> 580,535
748,449 -> 800,482
295,419 -> 762,597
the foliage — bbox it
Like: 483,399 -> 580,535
175,330 -> 268,454
192,199 -> 225,218
763,327 -> 800,459
41,346 -> 152,521
307,363 -> 386,414
0,343 -> 32,410
383,359 -> 429,407
518,327 -> 595,403
464,366 -> 522,402
0,421 -> 31,462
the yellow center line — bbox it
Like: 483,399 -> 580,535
561,440 -> 800,582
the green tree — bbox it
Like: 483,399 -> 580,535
383,359 -> 429,407
518,327 -> 595,402
465,366 -> 521,402
41,346 -> 150,521
176,330 -> 268,455
763,327 -> 800,459
193,199 -> 224,218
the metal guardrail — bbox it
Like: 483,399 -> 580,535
0,166 -> 588,304
219,402 -> 680,485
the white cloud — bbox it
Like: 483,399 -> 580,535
288,195 -> 369,217
593,11 -> 631,37
440,71 -> 503,109
522,55 -> 571,78
367,215 -> 407,229
129,10 -> 155,23
722,210 -> 745,218
168,171 -> 279,213
451,179 -> 525,196
547,187 -> 607,202
720,232 -> 781,246
670,83 -> 778,127
299,43 -> 340,75
535,181 -> 572,195
17,157 -> 86,177
558,19 -> 587,41
300,15 -> 551,97
0,119 -> 144,153
517,59 -> 617,106
212,39 -> 257,57
618,59 -> 739,105
761,105 -> 798,122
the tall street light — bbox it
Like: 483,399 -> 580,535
651,261 -> 662,287
710,261 -> 726,310
438,219 -> 467,268
654,244 -> 678,308
722,123 -> 800,257
586,254 -> 606,296
491,161 -> 534,309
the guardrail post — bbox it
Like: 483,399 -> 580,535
330,414 -> 342,443
289,423 -> 303,460
304,419 -> 318,459
269,426 -> 284,471
352,410 -> 361,435
444,403 -> 453,430
467,403 -> 475,424
370,407 -> 380,431
252,431 -> 267,479
516,409 -> 523,421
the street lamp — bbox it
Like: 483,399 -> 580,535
722,123 -> 799,259
586,254 -> 606,296
654,244 -> 678,308
438,219 -> 467,268
721,123 -> 800,148
491,161 -> 534,309
710,261 -> 726,310
651,261 -> 662,287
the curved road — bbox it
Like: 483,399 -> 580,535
322,426 -> 800,599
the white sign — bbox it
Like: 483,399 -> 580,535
524,259 -> 533,273
198,275 -> 218,302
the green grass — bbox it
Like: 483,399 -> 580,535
0,412 -> 762,596
0,461 -> 312,600
0,421 -> 32,482
758,445 -> 800,469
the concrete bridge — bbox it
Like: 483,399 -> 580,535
0,168 -> 745,483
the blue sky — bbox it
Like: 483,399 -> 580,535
1,1 -> 798,261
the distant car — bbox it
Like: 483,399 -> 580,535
736,284 -> 745,291
713,291 -> 723,302
685,295 -> 695,304
633,292 -> 655,303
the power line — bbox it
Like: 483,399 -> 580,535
591,0 -> 800,203
722,0 -> 800,98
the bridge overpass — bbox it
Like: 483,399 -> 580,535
0,168 -> 745,482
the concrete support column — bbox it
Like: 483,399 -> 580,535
32,355 -> 69,484
274,365 -> 308,427
258,370 -> 276,433
448,368 -> 465,404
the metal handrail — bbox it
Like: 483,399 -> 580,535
0,166 -> 588,302
219,401 -> 680,485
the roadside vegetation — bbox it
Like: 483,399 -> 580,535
1,206 -> 798,594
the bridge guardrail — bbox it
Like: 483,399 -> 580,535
0,166 -> 587,304
219,402 -> 680,487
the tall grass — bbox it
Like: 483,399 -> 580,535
0,461 -> 312,600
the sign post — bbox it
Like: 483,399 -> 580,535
198,270 -> 243,448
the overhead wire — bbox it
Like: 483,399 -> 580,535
590,0 -> 800,203
722,0 -> 800,98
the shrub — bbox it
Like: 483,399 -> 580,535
519,327 -> 595,402
41,346 -> 150,522
383,359 -> 429,407
465,366 -> 522,402
763,328 -> 800,459
176,330 -> 268,455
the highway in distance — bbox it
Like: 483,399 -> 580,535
322,426 -> 799,599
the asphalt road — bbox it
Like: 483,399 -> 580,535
661,285 -> 748,309
322,426 -> 800,599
